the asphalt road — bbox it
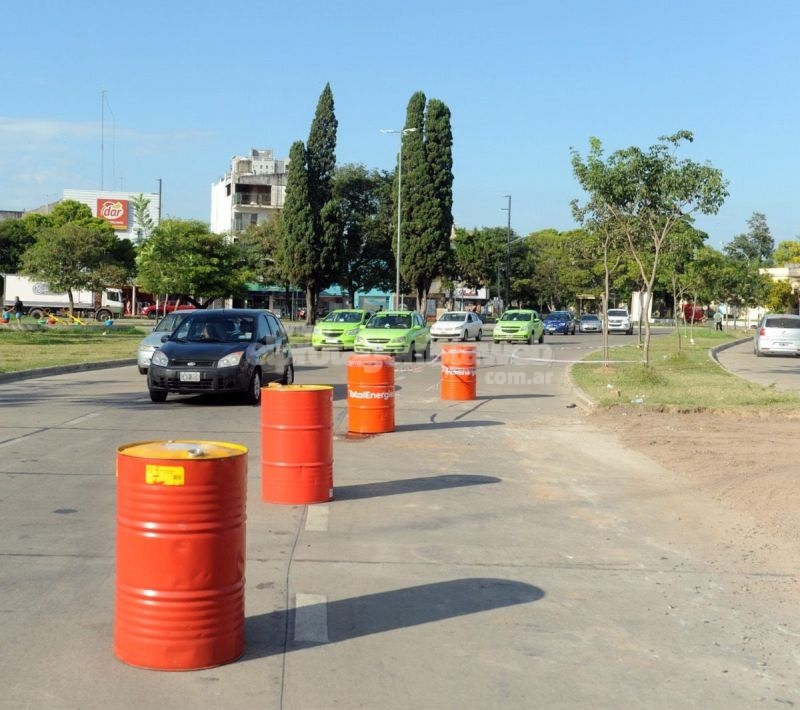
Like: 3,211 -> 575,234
1,334 -> 798,709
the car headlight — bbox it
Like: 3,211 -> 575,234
218,351 -> 244,368
345,327 -> 360,336
312,326 -> 321,335
355,334 -> 365,344
390,335 -> 408,344
151,350 -> 169,366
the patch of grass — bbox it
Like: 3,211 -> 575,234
0,324 -> 147,373
570,328 -> 800,412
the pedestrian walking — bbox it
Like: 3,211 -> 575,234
13,296 -> 24,325
713,310 -> 723,331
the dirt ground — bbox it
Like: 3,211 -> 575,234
588,406 -> 800,581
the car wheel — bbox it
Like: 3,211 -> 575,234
526,333 -> 533,345
423,342 -> 430,362
493,340 -> 500,345
313,346 -> 322,352
460,331 -> 467,341
245,369 -> 262,405
280,362 -> 295,385
538,332 -> 544,344
147,312 -> 157,320
476,329 -> 482,341
149,390 -> 167,403
138,366 -> 148,375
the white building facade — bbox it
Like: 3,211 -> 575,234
210,149 -> 288,236
62,189 -> 160,241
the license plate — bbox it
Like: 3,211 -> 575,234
179,371 -> 200,382
326,338 -> 340,344
373,345 -> 384,351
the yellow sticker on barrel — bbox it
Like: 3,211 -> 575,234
145,464 -> 186,485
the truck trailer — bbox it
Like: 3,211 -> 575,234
2,274 -> 124,321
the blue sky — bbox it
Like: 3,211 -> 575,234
3,0 -> 799,249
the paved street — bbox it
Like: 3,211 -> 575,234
1,336 -> 798,709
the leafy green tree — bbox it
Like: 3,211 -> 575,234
766,279 -> 797,314
452,227 -> 506,293
18,222 -> 121,314
136,219 -> 244,306
571,131 -> 728,365
393,92 -> 453,310
772,239 -> 800,265
725,212 -> 773,265
331,164 -> 394,303
237,213 -> 288,287
0,218 -> 36,275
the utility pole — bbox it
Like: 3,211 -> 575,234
502,195 -> 511,305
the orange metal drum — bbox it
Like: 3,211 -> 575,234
261,384 -> 333,504
441,344 -> 478,400
114,440 -> 248,671
347,354 -> 395,434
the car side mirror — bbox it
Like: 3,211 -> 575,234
160,334 -> 170,342
260,334 -> 276,345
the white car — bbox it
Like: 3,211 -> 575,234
606,308 -> 633,335
136,310 -> 196,374
430,311 -> 483,341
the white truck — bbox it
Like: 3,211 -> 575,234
2,274 -> 124,321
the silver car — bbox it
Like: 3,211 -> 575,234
753,314 -> 800,356
430,311 -> 483,341
136,310 -> 195,374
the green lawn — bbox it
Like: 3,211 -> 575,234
0,320 -> 311,374
0,323 -> 146,373
569,327 -> 800,412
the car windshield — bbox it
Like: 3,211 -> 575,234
324,311 -> 364,324
581,314 -> 600,321
501,312 -> 533,322
545,312 -> 570,320
440,313 -> 467,322
367,314 -> 412,329
764,317 -> 800,329
154,312 -> 186,332
608,310 -> 628,317
174,316 -> 255,343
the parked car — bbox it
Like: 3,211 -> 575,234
136,309 -> 196,374
683,304 -> 706,323
753,313 -> 800,357
142,300 -> 196,319
311,309 -> 372,351
543,310 -> 576,335
606,308 -> 633,335
353,310 -> 431,362
578,313 -> 602,333
430,311 -> 483,341
493,309 -> 544,344
147,308 -> 293,404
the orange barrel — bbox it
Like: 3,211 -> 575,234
441,344 -> 478,400
261,384 -> 333,504
347,354 -> 396,434
114,440 -> 248,671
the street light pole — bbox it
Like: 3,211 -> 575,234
501,195 -> 511,306
381,127 -> 417,309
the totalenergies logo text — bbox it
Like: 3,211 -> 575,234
97,198 -> 128,229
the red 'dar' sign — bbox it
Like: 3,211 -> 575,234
97,198 -> 129,230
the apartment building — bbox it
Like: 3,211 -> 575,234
210,149 -> 288,236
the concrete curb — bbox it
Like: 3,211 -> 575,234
708,336 -> 752,372
0,359 -> 136,384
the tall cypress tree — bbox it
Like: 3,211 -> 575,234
396,91 -> 450,311
306,83 -> 341,311
281,140 -> 316,316
425,98 -> 454,262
